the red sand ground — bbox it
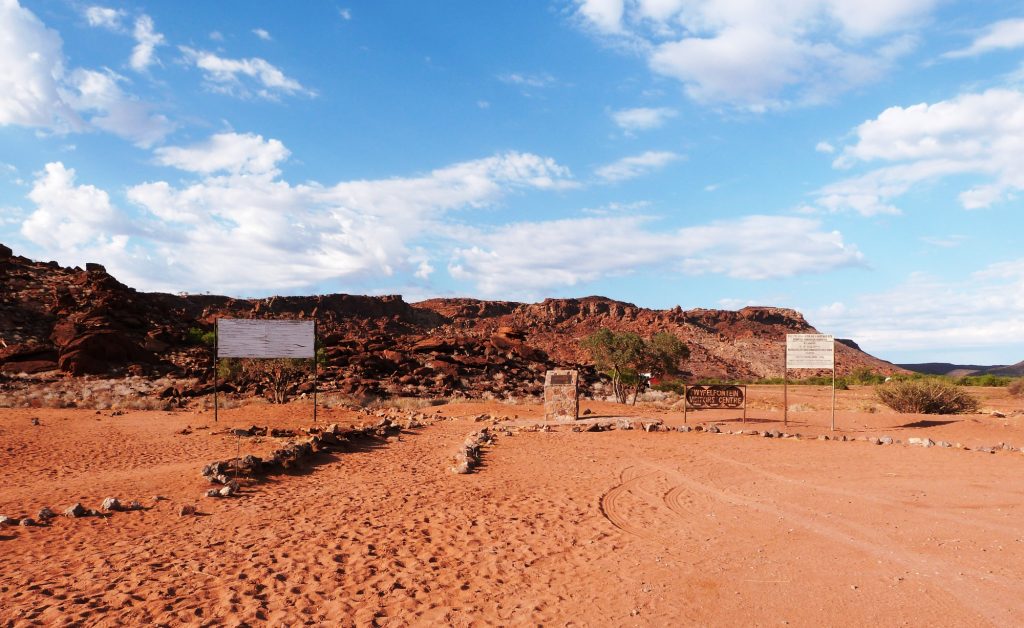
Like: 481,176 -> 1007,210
2,385 -> 1024,626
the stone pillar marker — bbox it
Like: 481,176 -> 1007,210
543,369 -> 579,422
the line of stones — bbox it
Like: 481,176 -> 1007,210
451,428 -> 493,474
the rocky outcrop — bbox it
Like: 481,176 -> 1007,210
0,245 -> 907,397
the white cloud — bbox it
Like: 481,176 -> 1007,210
209,30 -> 224,42
0,2 -> 172,146
577,0 -> 624,33
943,18 -> 1024,59
920,234 -> 966,248
498,72 -> 556,88
62,68 -> 174,147
339,8 -> 352,21
252,28 -> 272,41
130,15 -> 164,72
574,0 -> 934,109
153,132 -> 289,175
816,88 -> 1024,215
610,106 -> 676,132
22,144 -> 575,294
180,47 -> 313,99
21,162 -> 125,250
815,141 -> 835,154
84,6 -> 124,30
595,150 -> 679,182
449,214 -> 864,296
815,263 -> 1024,357
0,0 -> 77,129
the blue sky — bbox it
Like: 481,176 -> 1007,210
1,1 -> 1023,365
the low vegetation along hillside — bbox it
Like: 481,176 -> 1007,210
0,244 -> 905,401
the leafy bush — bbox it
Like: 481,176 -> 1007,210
652,379 -> 686,394
956,374 -> 1014,387
186,327 -> 216,347
875,379 -> 981,414
847,367 -> 887,386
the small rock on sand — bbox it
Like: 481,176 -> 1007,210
64,503 -> 86,518
178,504 -> 197,516
101,497 -> 122,512
19,518 -> 36,527
0,515 -> 17,526
37,507 -> 55,521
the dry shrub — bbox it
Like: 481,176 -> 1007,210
366,396 -> 444,411
1009,379 -> 1024,397
875,379 -> 980,414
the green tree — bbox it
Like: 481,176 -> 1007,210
581,329 -> 689,404
219,358 -> 310,404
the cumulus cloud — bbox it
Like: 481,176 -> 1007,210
814,88 -> 1024,215
610,106 -> 676,132
252,28 -> 272,41
153,132 -> 289,175
21,162 -> 126,250
815,262 -> 1024,358
943,18 -> 1024,59
180,47 -> 313,99
84,6 -> 124,30
0,0 -> 77,129
595,150 -> 679,182
14,138 -> 576,294
130,15 -> 164,71
450,215 -> 864,296
0,2 -> 172,146
574,0 -> 934,109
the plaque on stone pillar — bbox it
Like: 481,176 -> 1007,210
544,369 -> 579,422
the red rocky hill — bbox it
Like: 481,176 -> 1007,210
0,244 -> 904,400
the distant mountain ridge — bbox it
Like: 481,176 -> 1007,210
899,362 -> 1024,377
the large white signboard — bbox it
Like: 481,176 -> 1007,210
786,334 -> 834,369
217,319 -> 315,359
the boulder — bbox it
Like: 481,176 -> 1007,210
58,330 -> 154,375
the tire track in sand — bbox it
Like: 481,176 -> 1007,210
638,459 -> 1023,627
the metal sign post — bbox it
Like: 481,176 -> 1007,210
785,334 -> 836,431
313,319 -> 318,425
214,324 -> 219,423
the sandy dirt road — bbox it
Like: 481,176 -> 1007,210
1,387 -> 1023,626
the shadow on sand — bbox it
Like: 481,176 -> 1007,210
897,419 -> 959,429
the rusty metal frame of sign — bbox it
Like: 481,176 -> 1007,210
217,319 -> 315,359
685,385 -> 745,409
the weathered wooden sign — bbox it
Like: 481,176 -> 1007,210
217,319 -> 315,359
685,385 -> 745,409
786,334 -> 834,369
